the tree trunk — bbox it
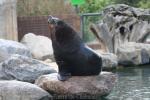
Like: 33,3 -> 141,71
0,0 -> 18,41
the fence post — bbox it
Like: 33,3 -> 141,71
0,0 -> 18,41
80,15 -> 84,38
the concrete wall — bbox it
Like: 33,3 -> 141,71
0,0 -> 18,41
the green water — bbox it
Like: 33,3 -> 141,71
105,65 -> 150,100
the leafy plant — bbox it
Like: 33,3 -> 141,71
79,0 -> 113,13
138,0 -> 150,9
78,0 -> 114,42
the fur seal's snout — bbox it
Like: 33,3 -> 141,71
48,15 -> 59,24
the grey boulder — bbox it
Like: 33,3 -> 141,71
0,39 -> 32,57
0,55 -> 56,83
0,48 -> 9,63
0,80 -> 51,100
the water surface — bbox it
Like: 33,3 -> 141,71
106,65 -> 150,100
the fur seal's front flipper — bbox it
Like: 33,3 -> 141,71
56,60 -> 71,81
57,72 -> 71,81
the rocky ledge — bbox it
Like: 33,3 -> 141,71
35,72 -> 117,99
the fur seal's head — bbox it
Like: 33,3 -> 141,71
48,15 -> 65,29
48,15 -> 77,43
48,15 -> 59,25
48,15 -> 70,35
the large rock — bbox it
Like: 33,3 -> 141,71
0,39 -> 31,63
0,80 -> 51,100
35,72 -> 117,99
21,33 -> 54,60
117,42 -> 150,66
91,4 -> 150,53
0,55 -> 56,83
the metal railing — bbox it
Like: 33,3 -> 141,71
80,13 -> 102,42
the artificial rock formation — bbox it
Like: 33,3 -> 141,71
91,4 -> 150,53
117,42 -> 150,65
